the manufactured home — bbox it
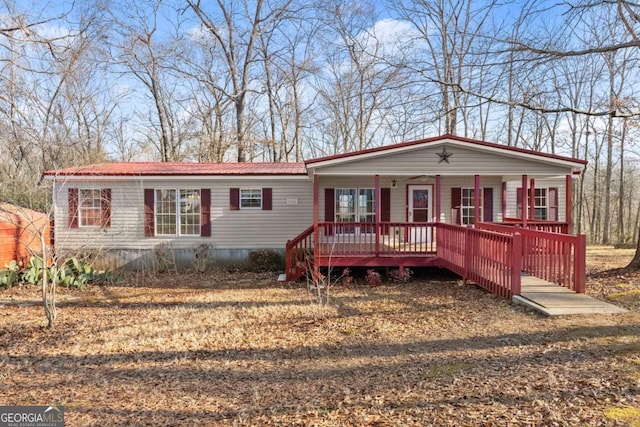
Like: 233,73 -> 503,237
44,134 -> 587,298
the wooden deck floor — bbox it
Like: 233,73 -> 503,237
513,275 -> 628,316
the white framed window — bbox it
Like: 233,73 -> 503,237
534,188 -> 548,220
461,188 -> 483,225
79,189 -> 102,227
358,189 -> 375,223
155,189 -> 201,236
335,188 -> 356,223
240,189 -> 262,209
335,188 -> 375,233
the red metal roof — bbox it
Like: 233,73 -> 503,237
44,162 -> 307,176
305,134 -> 588,166
44,135 -> 587,178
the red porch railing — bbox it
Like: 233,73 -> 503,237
285,221 -> 586,298
316,222 -> 437,256
437,224 -> 521,298
500,218 -> 569,234
477,222 -> 586,293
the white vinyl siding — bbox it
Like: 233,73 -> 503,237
53,178 -> 313,251
309,144 -> 573,176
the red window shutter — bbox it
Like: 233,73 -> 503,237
381,188 -> 391,222
144,189 -> 155,237
324,188 -> 335,236
516,188 -> 523,218
483,188 -> 493,222
68,188 -> 79,228
101,188 -> 112,228
324,188 -> 335,221
201,189 -> 211,237
230,188 -> 240,210
262,188 -> 272,210
380,187 -> 391,235
451,187 -> 461,225
549,187 -> 559,221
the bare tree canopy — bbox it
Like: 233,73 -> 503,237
1,0 -> 640,256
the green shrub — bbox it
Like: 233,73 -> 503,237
249,249 -> 284,272
21,256 -> 47,285
0,260 -> 21,289
20,256 -> 98,289
57,257 -> 95,289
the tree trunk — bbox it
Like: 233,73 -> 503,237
626,226 -> 640,269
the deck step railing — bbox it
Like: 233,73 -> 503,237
437,224 -> 521,298
477,223 -> 586,293
285,225 -> 314,281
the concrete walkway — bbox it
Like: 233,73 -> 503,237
512,275 -> 628,316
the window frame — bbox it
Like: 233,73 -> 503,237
460,188 -> 483,225
533,187 -> 548,220
78,189 -> 103,227
154,188 -> 202,237
240,188 -> 263,209
335,187 -> 375,234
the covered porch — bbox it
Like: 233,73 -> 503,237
285,135 -> 588,299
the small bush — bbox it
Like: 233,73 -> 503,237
193,244 -> 211,273
388,268 -> 413,284
365,269 -> 383,287
153,243 -> 175,273
249,249 -> 284,272
340,268 -> 353,286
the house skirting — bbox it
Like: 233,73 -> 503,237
58,247 -> 285,271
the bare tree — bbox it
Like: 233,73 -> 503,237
110,0 -> 193,161
390,0 -> 500,135
312,0 -> 406,154
186,0 -> 294,162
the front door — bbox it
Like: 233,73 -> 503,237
408,185 -> 433,243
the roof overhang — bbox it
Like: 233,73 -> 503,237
44,174 -> 311,182
305,135 -> 586,175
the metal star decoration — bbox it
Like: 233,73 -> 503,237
436,147 -> 453,164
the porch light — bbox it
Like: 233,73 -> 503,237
391,179 -> 397,188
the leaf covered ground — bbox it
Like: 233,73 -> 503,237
0,247 -> 639,426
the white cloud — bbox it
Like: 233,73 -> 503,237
358,18 -> 419,58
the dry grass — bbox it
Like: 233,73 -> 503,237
0,247 -> 639,426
